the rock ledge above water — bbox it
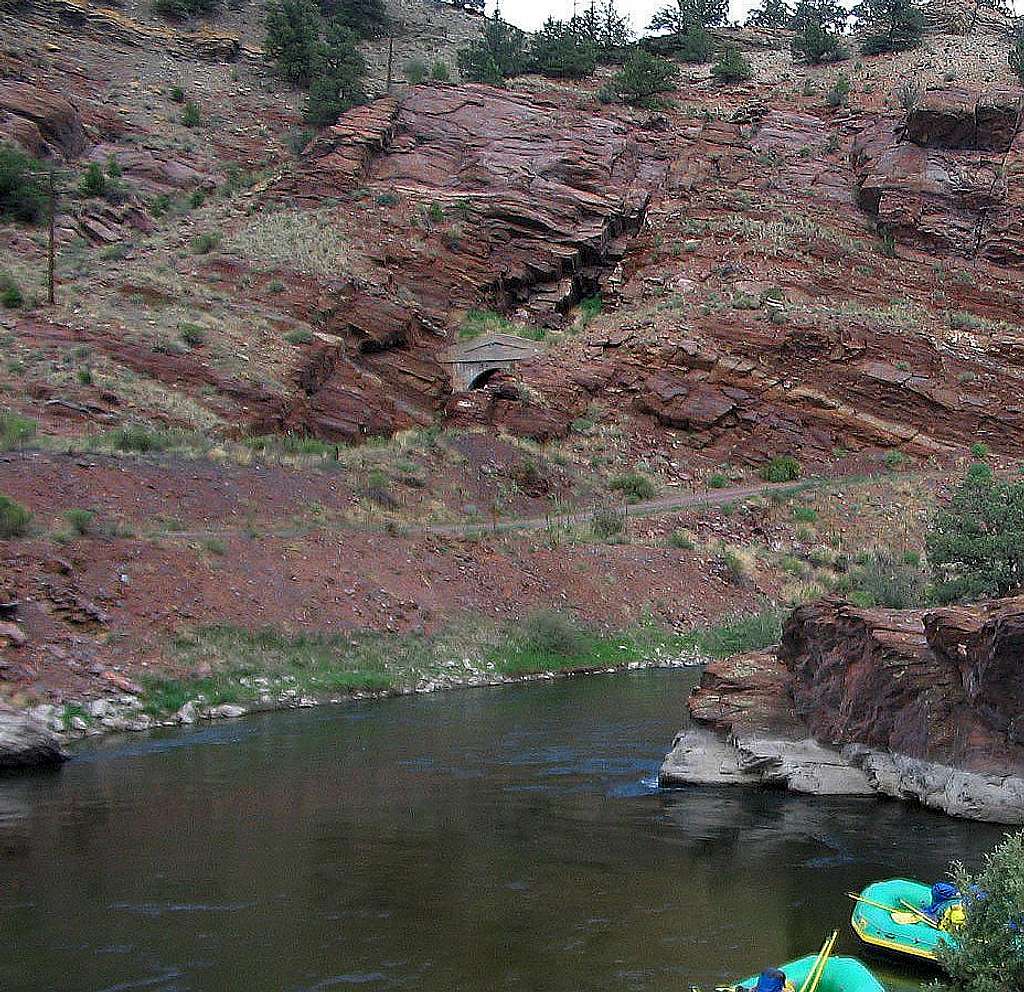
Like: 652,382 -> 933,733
660,596 -> 1024,824
0,705 -> 68,770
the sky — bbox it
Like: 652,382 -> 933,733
497,0 -> 1022,31
499,0 -> 760,31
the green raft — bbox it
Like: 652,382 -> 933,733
851,878 -> 958,962
736,955 -> 885,992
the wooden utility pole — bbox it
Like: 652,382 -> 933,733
46,169 -> 56,306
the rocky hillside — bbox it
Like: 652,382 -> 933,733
3,0 -> 1024,730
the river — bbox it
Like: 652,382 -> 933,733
0,669 -> 1005,992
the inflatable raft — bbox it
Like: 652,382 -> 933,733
850,878 -> 958,962
735,955 -> 885,992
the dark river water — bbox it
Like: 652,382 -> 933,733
0,669 -> 1006,992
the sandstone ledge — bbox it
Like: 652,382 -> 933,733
659,596 -> 1024,824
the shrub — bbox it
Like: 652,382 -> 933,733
179,322 -> 206,347
609,48 -> 679,106
844,549 -> 928,608
792,506 -> 818,523
884,449 -> 907,470
0,494 -> 32,538
191,230 -> 221,254
517,609 -> 584,659
927,466 -> 1024,603
153,0 -> 220,18
609,471 -> 657,502
78,162 -> 106,198
106,155 -> 122,179
109,425 -> 170,453
64,508 -> 95,536
591,504 -> 625,539
182,101 -> 202,127
673,26 -> 715,63
404,60 -> 429,84
0,271 -> 23,309
668,529 -> 695,549
825,73 -> 852,108
935,831 -> 1024,992
761,455 -> 801,483
268,279 -> 286,293
708,472 -> 729,489
0,143 -> 45,223
579,296 -> 603,322
970,441 -> 990,459
169,85 -> 186,103
430,60 -> 450,81
711,45 -> 752,83
285,328 -> 314,344
376,191 -> 398,207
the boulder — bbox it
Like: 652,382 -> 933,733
905,87 -> 1021,152
0,80 -> 86,158
0,706 -> 68,769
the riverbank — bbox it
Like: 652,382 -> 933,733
17,608 -> 782,752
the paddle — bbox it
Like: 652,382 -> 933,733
846,891 -> 922,925
798,930 -> 839,992
899,898 -> 942,930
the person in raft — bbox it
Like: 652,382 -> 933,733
924,882 -> 966,930
739,970 -> 795,992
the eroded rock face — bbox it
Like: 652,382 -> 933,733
660,597 -> 1024,823
854,87 -> 1024,259
0,705 -> 68,770
266,85 -> 670,440
0,80 -> 86,159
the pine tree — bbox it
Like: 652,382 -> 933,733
531,18 -> 598,79
853,0 -> 924,53
745,0 -> 792,27
648,0 -> 728,34
609,48 -> 679,107
321,0 -> 389,39
265,0 -> 323,87
790,0 -> 849,62
457,6 -> 528,84
1011,20 -> 1024,85
304,17 -> 366,124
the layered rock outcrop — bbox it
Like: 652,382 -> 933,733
853,86 -> 1024,259
263,85 -> 670,440
661,597 -> 1024,823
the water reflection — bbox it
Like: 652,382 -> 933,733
0,670 -> 1005,992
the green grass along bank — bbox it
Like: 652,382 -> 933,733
51,608 -> 781,741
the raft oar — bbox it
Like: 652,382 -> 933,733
899,898 -> 942,930
798,929 -> 839,992
846,891 -> 922,925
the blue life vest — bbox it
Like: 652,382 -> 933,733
753,970 -> 786,992
925,882 -> 960,921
